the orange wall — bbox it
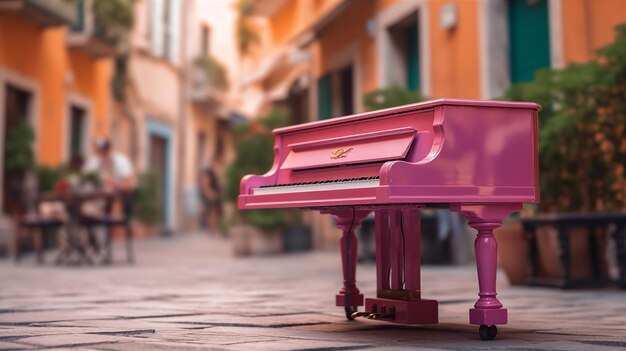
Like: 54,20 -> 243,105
562,0 -> 626,64
316,0 -> 481,99
317,0 -> 377,92
269,0 -> 343,49
69,49 -> 112,138
429,0 -> 480,99
269,0 -> 300,48
0,12 -> 111,166
270,0 -> 625,110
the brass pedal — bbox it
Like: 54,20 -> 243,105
366,312 -> 394,319
350,311 -> 372,319
367,306 -> 395,320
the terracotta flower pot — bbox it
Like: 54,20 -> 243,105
535,225 -> 608,280
494,223 -> 528,285
230,224 -> 283,256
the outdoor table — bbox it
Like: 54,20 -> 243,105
521,212 -> 626,289
36,190 -> 123,265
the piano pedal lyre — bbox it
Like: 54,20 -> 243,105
350,304 -> 396,320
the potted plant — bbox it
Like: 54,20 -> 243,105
496,24 -> 626,286
225,109 -> 306,256
133,169 -> 161,237
4,119 -> 35,216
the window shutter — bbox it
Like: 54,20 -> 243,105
317,73 -> 332,120
168,0 -> 181,64
405,22 -> 420,91
151,0 -> 165,57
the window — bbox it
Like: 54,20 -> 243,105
317,63 -> 355,120
508,0 -> 551,83
150,0 -> 179,62
337,65 -> 354,116
69,105 -> 87,158
197,131 -> 206,168
163,0 -> 171,60
201,24 -> 210,56
287,83 -> 308,125
317,73 -> 332,120
387,11 -> 420,90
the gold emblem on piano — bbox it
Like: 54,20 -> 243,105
330,147 -> 353,159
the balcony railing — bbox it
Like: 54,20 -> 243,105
191,55 -> 229,104
66,0 -> 117,57
0,0 -> 79,27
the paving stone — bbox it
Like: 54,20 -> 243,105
17,334 -> 135,348
0,340 -> 34,349
1,233 -> 625,350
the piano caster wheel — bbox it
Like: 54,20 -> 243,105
479,325 -> 497,340
344,306 -> 358,321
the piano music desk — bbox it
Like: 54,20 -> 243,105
239,99 -> 540,340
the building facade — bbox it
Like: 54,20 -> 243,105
242,0 -> 626,248
116,0 -> 237,233
0,0 -> 115,249
0,0 -> 239,252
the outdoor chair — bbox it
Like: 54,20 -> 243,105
81,192 -> 135,264
16,213 -> 64,264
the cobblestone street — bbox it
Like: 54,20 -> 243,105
1,233 -> 625,350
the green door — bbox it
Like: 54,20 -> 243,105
405,22 -> 420,91
317,73 -> 332,120
508,0 -> 551,83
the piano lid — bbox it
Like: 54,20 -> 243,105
273,98 -> 541,135
281,127 -> 416,171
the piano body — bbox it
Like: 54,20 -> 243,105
239,99 -> 540,340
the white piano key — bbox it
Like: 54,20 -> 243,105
252,178 -> 380,195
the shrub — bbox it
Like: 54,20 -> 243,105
36,166 -> 64,192
225,109 -> 299,231
363,85 -> 425,111
134,170 -> 161,225
501,23 -> 626,212
194,55 -> 229,91
4,119 -> 34,173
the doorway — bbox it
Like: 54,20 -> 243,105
2,84 -> 33,215
68,105 -> 87,159
149,134 -> 167,225
146,120 -> 174,229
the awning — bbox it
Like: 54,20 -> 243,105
241,46 -> 310,86
266,63 -> 309,101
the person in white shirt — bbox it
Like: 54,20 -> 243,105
84,137 -> 136,191
82,137 -> 136,262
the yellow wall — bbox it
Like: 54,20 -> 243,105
0,12 -> 111,166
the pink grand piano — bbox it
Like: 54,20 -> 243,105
239,98 -> 540,340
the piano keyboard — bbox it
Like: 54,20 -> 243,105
252,176 -> 380,195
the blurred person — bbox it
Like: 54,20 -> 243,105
437,209 -> 471,265
82,138 -> 136,259
357,213 -> 376,263
83,137 -> 136,192
199,166 -> 222,233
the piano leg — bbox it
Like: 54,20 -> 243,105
454,204 -> 521,340
325,208 -> 370,320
